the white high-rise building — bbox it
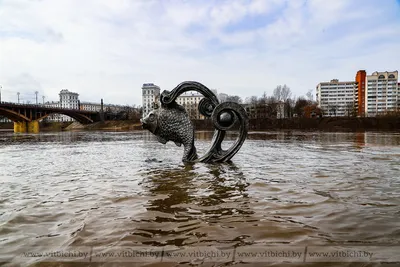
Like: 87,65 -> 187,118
365,71 -> 399,116
316,79 -> 358,116
59,89 -> 79,121
59,89 -> 79,109
142,83 -> 160,117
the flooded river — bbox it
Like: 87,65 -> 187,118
0,130 -> 399,267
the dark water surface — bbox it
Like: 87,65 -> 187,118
0,130 -> 399,267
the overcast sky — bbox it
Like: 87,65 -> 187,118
1,0 -> 399,105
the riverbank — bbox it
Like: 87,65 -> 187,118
69,117 -> 399,132
0,121 -> 141,131
192,116 -> 400,132
65,120 -> 142,131
1,116 -> 399,132
0,122 -> 73,131
0,123 -> 13,130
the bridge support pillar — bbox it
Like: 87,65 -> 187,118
27,120 -> 40,133
13,121 -> 39,133
14,121 -> 27,133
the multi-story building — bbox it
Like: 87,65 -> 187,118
176,92 -> 204,120
0,116 -> 12,123
41,89 -> 80,122
316,79 -> 358,116
43,90 -> 92,122
365,71 -> 398,116
142,83 -> 160,117
59,89 -> 79,109
243,102 -> 286,119
80,102 -> 103,112
276,102 -> 285,119
55,89 -> 79,121
79,102 -> 126,113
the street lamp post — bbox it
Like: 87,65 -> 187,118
35,91 -> 39,105
0,85 -> 2,103
17,92 -> 20,103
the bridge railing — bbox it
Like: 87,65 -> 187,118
0,101 -> 99,113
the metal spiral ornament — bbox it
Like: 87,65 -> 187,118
159,81 -> 248,163
198,98 -> 216,117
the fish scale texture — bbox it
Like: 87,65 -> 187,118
158,108 -> 192,144
150,103 -> 196,161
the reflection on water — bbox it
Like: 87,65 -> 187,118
133,163 -> 253,247
1,130 -> 399,147
0,130 -> 399,266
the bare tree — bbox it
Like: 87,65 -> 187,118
397,99 -> 400,112
265,96 -> 278,117
218,93 -> 229,103
273,85 -> 282,101
225,95 -> 243,104
294,97 -> 309,117
281,85 -> 292,101
284,98 -> 295,118
345,102 -> 357,117
329,105 -> 338,117
273,85 -> 292,102
306,89 -> 314,102
249,96 -> 258,105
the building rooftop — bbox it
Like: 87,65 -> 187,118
319,79 -> 355,85
370,70 -> 398,75
59,89 -> 78,95
178,92 -> 203,97
142,83 -> 160,88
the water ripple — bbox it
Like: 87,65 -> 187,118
0,130 -> 399,266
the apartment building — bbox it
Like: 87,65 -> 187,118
243,102 -> 285,119
176,92 -> 204,120
365,71 -> 399,116
316,79 -> 358,116
142,83 -> 160,117
82,102 -> 129,114
42,89 -> 79,122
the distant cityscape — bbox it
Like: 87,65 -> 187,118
1,69 -> 399,123
0,89 -> 135,123
142,69 -> 400,120
317,70 -> 399,117
40,89 -> 131,122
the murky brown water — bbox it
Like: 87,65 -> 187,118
0,130 -> 399,267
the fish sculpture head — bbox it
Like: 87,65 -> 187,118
140,110 -> 159,134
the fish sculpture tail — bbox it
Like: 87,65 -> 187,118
182,129 -> 198,162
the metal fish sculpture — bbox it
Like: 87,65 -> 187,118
140,101 -> 198,162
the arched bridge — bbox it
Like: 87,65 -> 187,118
0,102 -> 101,133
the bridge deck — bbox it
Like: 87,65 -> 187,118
0,102 -> 98,114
